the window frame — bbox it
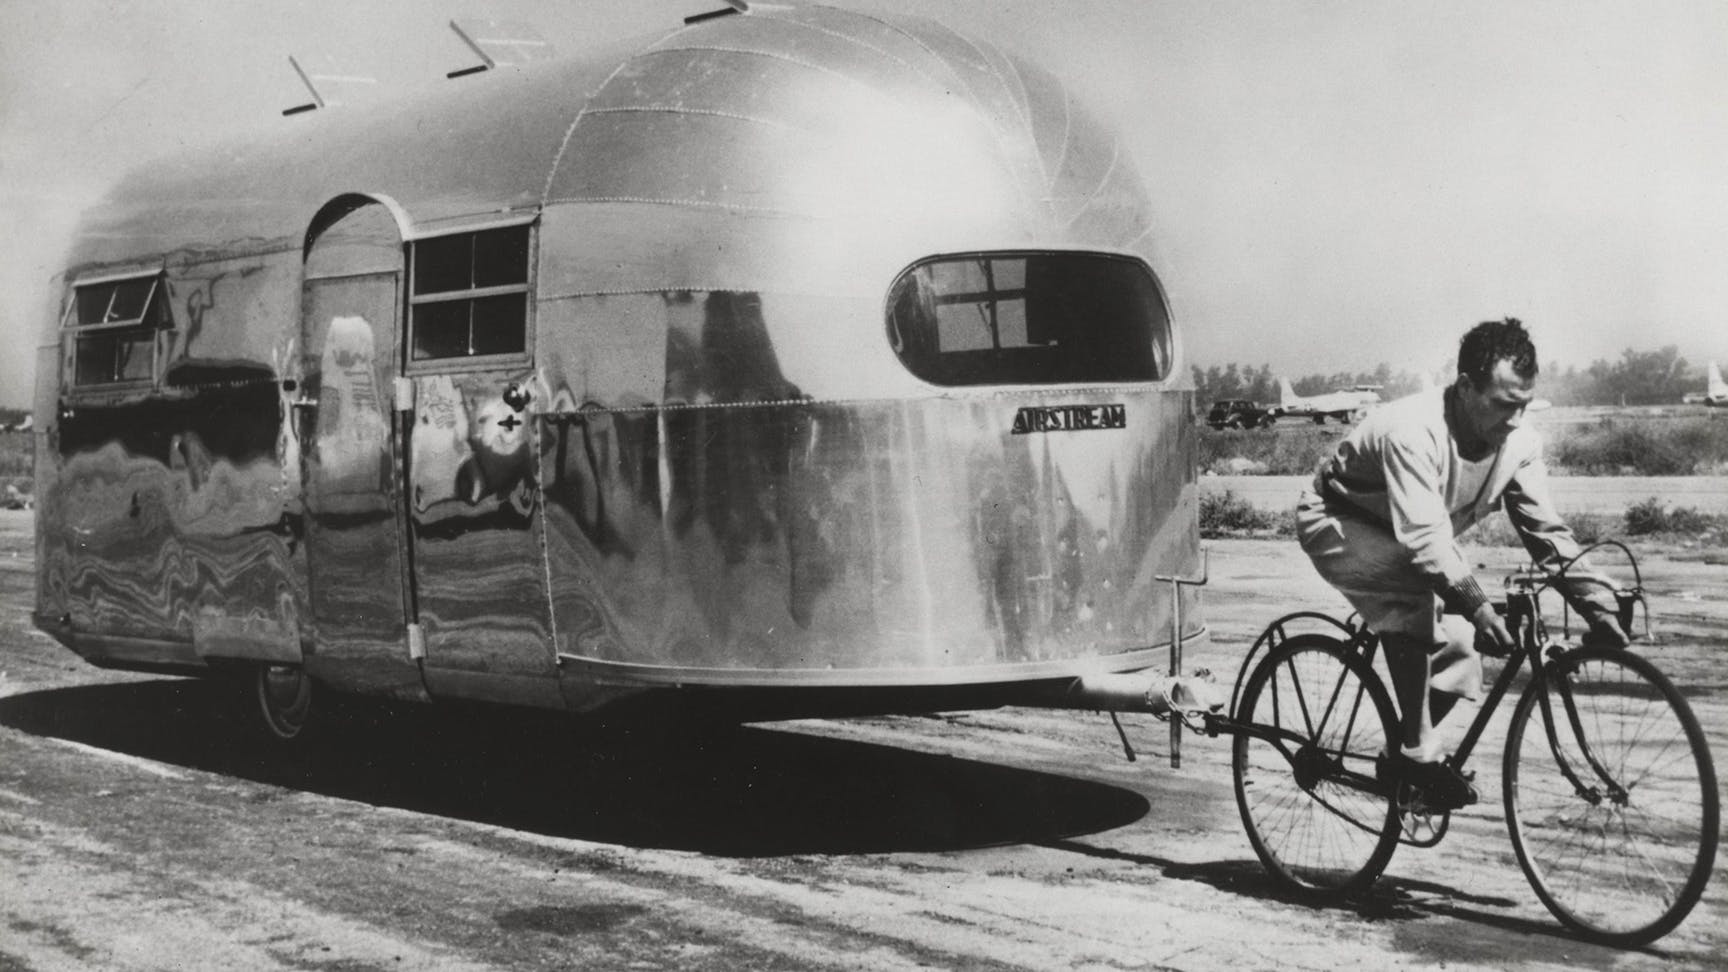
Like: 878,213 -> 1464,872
404,218 -> 536,374
885,249 -> 1174,389
63,269 -> 172,391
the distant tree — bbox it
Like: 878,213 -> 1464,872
1584,346 -> 1688,406
1189,347 -> 1697,411
1222,362 -> 1243,399
1204,364 -> 1225,402
1246,364 -> 1275,403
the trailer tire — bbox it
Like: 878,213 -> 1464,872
253,663 -> 315,742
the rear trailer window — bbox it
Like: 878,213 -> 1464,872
886,252 -> 1171,386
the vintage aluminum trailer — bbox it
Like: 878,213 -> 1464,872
31,4 -> 1205,740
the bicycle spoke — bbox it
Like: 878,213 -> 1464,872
1616,811 -> 1682,904
1281,657 -> 1316,741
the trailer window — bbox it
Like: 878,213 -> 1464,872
67,273 -> 169,386
886,252 -> 1171,386
409,225 -> 530,361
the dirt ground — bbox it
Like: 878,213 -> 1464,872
1,507 -> 1723,971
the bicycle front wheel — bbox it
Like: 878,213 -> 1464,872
1233,634 -> 1401,895
1504,646 -> 1719,946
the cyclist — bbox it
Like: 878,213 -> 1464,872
1295,318 -> 1628,808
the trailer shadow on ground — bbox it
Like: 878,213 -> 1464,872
0,676 -> 1156,857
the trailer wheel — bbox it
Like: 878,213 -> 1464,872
254,663 -> 314,742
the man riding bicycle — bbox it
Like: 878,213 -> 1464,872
1296,318 -> 1628,808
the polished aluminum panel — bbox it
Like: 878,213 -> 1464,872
35,385 -> 301,658
407,370 -> 558,694
537,373 -> 1199,683
301,280 -> 407,636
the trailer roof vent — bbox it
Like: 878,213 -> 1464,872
446,20 -> 556,78
282,54 -> 378,115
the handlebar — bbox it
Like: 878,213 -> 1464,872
1482,538 -> 1647,652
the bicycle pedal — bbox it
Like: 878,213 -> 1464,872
1396,801 -> 1450,848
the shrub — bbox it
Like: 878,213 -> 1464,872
1200,490 -> 1278,536
1549,417 -> 1728,475
0,433 -> 30,479
1567,512 -> 1612,546
1197,426 -> 1335,476
1623,497 -> 1723,536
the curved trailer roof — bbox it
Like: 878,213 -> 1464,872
64,5 -> 1157,279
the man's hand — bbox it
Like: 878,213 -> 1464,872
1470,600 -> 1515,653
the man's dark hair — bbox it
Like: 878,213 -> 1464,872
1458,317 -> 1538,386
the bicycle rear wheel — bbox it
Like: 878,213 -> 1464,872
1232,634 -> 1401,895
1504,646 -> 1719,946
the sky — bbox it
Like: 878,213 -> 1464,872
2,0 -> 1725,409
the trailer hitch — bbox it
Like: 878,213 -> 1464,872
1155,549 -> 1210,768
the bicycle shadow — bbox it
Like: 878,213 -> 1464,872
0,677 -> 1152,857
1040,838 -> 1671,966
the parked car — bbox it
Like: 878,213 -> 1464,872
1206,400 -> 1279,429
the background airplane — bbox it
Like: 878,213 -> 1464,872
1681,361 -> 1727,407
1276,378 -> 1381,423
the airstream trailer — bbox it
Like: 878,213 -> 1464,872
32,4 -> 1204,741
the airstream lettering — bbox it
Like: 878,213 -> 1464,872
32,5 -> 1206,740
1010,405 -> 1128,435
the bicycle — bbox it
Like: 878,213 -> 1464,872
1203,540 -> 1719,947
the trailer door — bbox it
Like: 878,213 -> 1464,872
300,201 -> 415,675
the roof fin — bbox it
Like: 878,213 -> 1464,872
282,54 -> 378,116
446,19 -> 555,78
685,1 -> 751,25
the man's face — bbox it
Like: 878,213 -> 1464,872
1455,358 -> 1536,448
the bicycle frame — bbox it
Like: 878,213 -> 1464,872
1208,572 -> 1649,808
1355,570 -> 1646,805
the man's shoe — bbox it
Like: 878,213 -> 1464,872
1395,757 -> 1478,811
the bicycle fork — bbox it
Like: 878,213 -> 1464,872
1534,651 -> 1630,807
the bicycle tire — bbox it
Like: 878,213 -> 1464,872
1232,633 -> 1401,895
1503,646 -> 1719,946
